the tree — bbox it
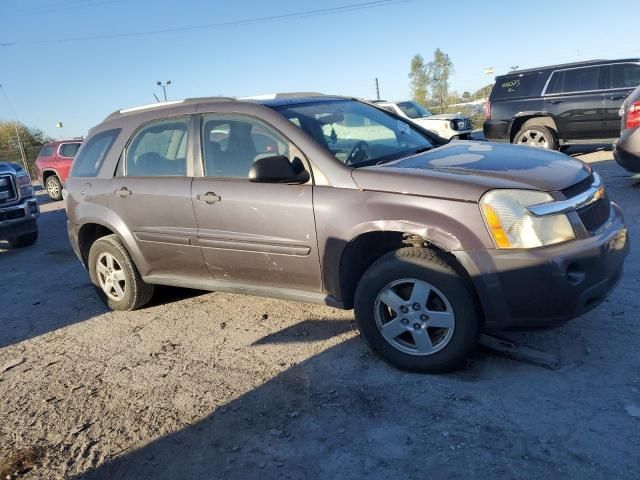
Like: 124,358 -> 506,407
408,54 -> 429,106
0,121 -> 50,150
427,48 -> 454,114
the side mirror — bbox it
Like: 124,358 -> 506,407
248,155 -> 310,184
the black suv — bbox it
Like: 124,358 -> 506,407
484,59 -> 640,149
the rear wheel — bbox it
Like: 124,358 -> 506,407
354,247 -> 480,373
513,125 -> 558,150
88,234 -> 154,311
45,175 -> 63,201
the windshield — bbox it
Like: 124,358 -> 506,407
274,100 -> 434,167
396,101 -> 432,119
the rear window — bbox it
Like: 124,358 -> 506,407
59,143 -> 81,158
71,129 -> 120,177
38,145 -> 54,157
545,66 -> 600,94
610,63 -> 640,89
490,73 -> 539,100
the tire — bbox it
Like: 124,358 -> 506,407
88,234 -> 154,311
513,125 -> 558,150
45,175 -> 63,201
8,229 -> 38,248
354,247 -> 480,373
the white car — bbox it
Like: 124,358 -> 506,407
374,100 -> 473,140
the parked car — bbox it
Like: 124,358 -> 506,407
35,139 -> 83,200
613,84 -> 640,172
0,162 -> 39,247
484,59 -> 640,149
374,100 -> 472,140
65,94 -> 628,373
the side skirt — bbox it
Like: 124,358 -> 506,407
142,274 -> 345,309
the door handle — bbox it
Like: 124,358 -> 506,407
609,95 -> 625,100
196,192 -> 221,204
548,100 -> 563,104
116,187 -> 132,198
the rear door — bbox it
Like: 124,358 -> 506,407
602,62 -> 640,137
543,66 -> 603,139
107,116 -> 209,279
191,113 -> 322,292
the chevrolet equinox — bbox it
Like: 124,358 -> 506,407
65,94 -> 629,372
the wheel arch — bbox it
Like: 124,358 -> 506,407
42,168 -> 61,182
509,113 -> 558,142
337,228 -> 477,310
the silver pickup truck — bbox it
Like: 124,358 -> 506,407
0,162 -> 39,248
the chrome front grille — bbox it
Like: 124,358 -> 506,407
0,174 -> 18,204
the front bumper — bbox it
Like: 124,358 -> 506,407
613,128 -> 640,173
0,197 -> 40,238
455,202 -> 629,331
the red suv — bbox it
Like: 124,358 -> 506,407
35,139 -> 82,200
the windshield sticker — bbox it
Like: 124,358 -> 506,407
501,79 -> 521,92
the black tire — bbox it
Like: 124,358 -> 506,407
45,175 -> 63,201
354,247 -> 480,373
8,229 -> 38,248
513,125 -> 558,150
88,234 -> 154,311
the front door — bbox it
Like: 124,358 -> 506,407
107,116 -> 209,279
191,114 -> 322,292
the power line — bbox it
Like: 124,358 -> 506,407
2,0 -> 414,45
3,0 -> 126,18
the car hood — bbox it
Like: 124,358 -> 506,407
352,141 -> 591,202
0,162 -> 20,175
417,113 -> 467,121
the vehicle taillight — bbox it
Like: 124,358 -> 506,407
627,101 -> 640,129
485,100 -> 491,120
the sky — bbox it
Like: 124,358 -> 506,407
0,0 -> 638,139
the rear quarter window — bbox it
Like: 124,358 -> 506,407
70,129 -> 120,177
490,73 -> 540,100
38,145 -> 54,157
59,143 -> 81,158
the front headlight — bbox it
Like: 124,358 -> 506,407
16,171 -> 34,198
480,189 -> 575,249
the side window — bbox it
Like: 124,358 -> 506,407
125,118 -> 189,177
59,143 -> 81,158
38,145 -> 54,157
201,115 -> 290,178
548,67 -> 599,94
610,64 -> 640,89
71,129 -> 120,178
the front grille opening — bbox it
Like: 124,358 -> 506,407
577,195 -> 611,232
0,174 -> 18,204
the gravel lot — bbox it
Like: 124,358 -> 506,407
1,147 -> 639,479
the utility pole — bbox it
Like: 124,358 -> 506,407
156,80 -> 172,101
375,78 -> 380,101
0,83 -> 30,178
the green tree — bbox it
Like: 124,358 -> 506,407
408,54 -> 429,105
0,121 -> 50,150
427,48 -> 454,114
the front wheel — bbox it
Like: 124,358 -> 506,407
88,234 -> 154,311
354,248 -> 480,373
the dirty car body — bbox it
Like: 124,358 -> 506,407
65,95 -> 628,372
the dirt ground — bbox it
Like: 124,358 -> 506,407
1,147 -> 639,479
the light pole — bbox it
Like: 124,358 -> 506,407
156,80 -> 171,101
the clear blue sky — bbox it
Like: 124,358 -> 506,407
0,0 -> 638,139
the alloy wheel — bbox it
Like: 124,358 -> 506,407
516,129 -> 549,148
96,252 -> 127,301
374,278 -> 455,356
46,178 -> 60,198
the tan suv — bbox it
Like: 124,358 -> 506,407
65,94 -> 628,372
